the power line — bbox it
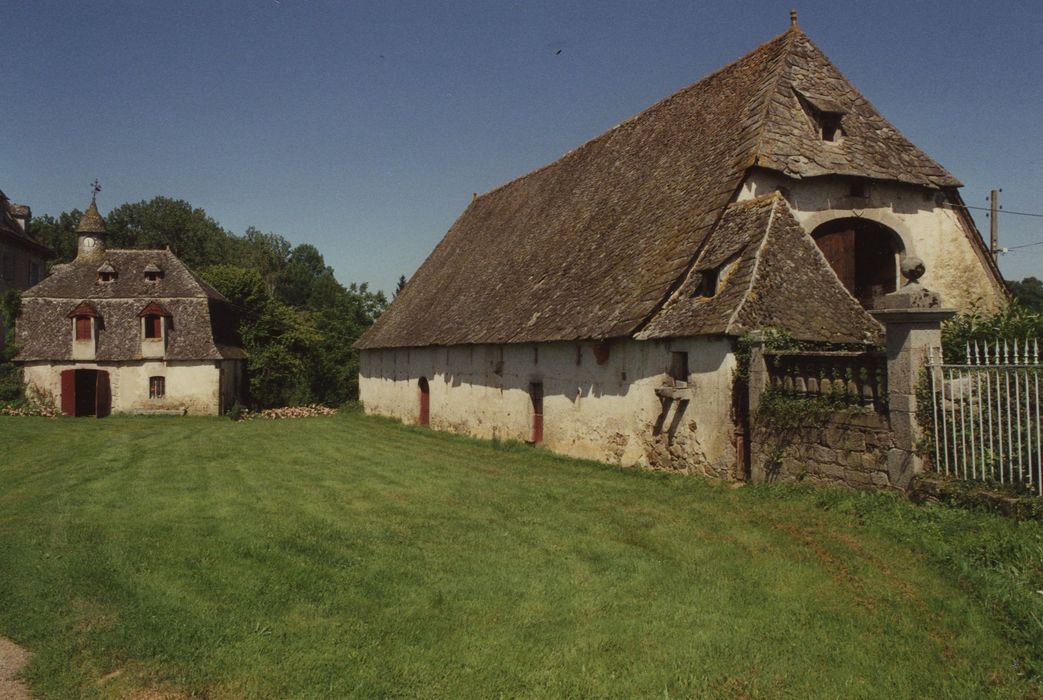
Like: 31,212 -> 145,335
1004,240 -> 1043,251
944,201 -> 1043,219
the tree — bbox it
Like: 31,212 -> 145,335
0,291 -> 23,402
27,211 -> 81,265
275,244 -> 332,308
1008,277 -> 1043,314
393,274 -> 407,299
105,197 -> 234,270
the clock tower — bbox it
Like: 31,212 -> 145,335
76,186 -> 106,260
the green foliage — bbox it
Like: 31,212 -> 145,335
734,328 -> 803,383
106,197 -> 234,270
0,290 -> 23,403
26,211 -> 82,264
942,303 -> 1043,363
1008,277 -> 1043,314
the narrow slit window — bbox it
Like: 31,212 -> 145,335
669,352 -> 689,384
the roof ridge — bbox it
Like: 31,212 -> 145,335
724,196 -> 778,335
746,29 -> 800,169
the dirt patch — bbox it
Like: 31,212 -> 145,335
0,636 -> 32,700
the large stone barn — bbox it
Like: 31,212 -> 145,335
15,198 -> 246,416
355,19 -> 1005,476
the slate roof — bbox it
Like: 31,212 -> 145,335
638,195 -> 882,343
357,25 -> 959,350
0,190 -> 50,257
16,249 -> 244,361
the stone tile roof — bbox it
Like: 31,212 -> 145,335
75,199 -> 106,234
357,26 -> 959,350
16,249 -> 244,361
638,195 -> 883,343
0,191 -> 50,257
24,249 -> 228,302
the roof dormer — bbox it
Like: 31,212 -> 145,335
97,262 -> 116,283
144,263 -> 163,282
794,89 -> 846,143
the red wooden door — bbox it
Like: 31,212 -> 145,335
814,228 -> 856,294
95,371 -> 111,418
418,377 -> 430,427
530,382 -> 544,445
60,370 -> 76,416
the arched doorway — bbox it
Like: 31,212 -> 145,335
417,377 -> 430,427
812,218 -> 904,309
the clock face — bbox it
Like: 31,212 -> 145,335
83,237 -> 96,248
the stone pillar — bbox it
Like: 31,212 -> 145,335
746,331 -> 768,415
745,331 -> 770,482
870,258 -> 954,489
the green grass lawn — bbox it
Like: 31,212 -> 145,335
1,413 -> 1041,698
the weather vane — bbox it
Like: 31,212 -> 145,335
90,178 -> 102,202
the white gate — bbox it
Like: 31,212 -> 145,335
927,340 -> 1042,495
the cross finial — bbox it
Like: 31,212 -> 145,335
790,9 -> 798,28
90,178 -> 102,203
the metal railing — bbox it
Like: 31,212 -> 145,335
927,340 -> 1043,495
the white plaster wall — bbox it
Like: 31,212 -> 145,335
360,337 -> 739,476
737,170 -> 1004,311
23,360 -> 223,415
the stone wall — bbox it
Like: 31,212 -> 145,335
360,336 -> 741,477
751,408 -> 901,488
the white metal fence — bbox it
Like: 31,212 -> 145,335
927,340 -> 1043,496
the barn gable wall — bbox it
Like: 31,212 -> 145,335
737,170 -> 1004,311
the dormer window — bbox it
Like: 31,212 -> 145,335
138,302 -> 172,349
75,316 -> 92,340
697,268 -> 719,298
144,314 -> 163,339
67,301 -> 100,348
795,89 -> 846,143
144,263 -> 163,282
97,262 -> 116,283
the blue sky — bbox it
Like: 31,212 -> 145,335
3,1 -> 1042,295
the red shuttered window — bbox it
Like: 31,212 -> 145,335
75,316 -> 92,340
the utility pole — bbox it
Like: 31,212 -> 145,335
990,189 -> 1000,261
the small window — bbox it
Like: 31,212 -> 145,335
820,113 -> 843,142
669,351 -> 689,384
149,376 -> 165,399
693,268 -> 719,298
144,314 -> 163,339
98,271 -> 115,282
75,316 -> 92,341
28,261 -> 40,285
1,253 -> 14,281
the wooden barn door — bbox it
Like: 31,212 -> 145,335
418,377 -> 430,427
530,382 -> 544,445
814,227 -> 856,293
60,370 -> 76,416
95,371 -> 111,418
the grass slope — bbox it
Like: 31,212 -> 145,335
0,414 -> 1041,698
